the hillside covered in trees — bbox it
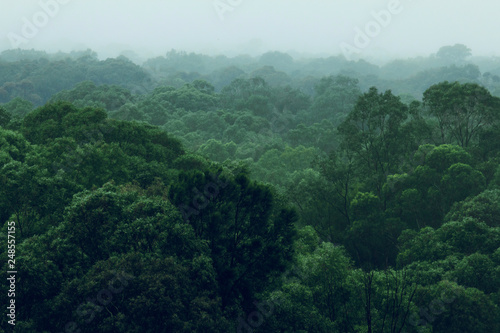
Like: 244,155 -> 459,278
1,47 -> 499,332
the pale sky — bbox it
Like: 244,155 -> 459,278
0,0 -> 498,61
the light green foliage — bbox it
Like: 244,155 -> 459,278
111,103 -> 150,122
50,81 -> 134,111
398,218 -> 500,266
2,97 -> 33,119
425,144 -> 472,172
262,229 -> 355,332
251,145 -> 320,187
161,81 -> 218,111
197,139 -> 236,163
447,253 -> 499,293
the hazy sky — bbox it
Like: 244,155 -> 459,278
1,0 -> 498,61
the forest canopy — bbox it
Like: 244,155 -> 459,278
0,48 -> 499,332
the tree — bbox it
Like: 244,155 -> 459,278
192,79 -> 215,95
111,103 -> 150,122
197,139 -> 236,163
0,128 -> 40,235
446,189 -> 500,227
163,83 -> 218,111
338,87 -> 412,197
55,253 -> 226,332
0,106 -> 11,127
259,51 -> 294,72
345,192 -> 403,268
412,281 -> 499,333
423,81 -> 500,147
2,97 -> 33,119
448,253 -> 499,293
22,101 -> 108,144
310,75 -> 361,124
220,77 -> 272,112
169,169 -> 297,312
285,168 -> 344,243
273,85 -> 311,114
260,228 -> 354,332
384,144 -> 486,229
50,81 -> 135,112
309,151 -> 356,240
4,183 -> 231,332
299,242 -> 354,327
397,218 -> 500,266
205,66 -> 245,91
287,120 -> 338,152
357,269 -> 417,333
436,44 -> 472,63
249,66 -> 292,87
440,163 -> 486,210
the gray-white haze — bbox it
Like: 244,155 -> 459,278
0,0 -> 498,63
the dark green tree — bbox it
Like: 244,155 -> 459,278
169,169 -> 297,312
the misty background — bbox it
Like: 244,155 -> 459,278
1,0 -> 498,63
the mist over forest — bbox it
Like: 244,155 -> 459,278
1,1 -> 500,332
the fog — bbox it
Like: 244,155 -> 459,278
1,0 -> 498,62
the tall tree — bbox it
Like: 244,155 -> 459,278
423,81 -> 500,147
338,87 -> 411,196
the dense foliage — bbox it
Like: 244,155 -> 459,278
1,47 -> 499,332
